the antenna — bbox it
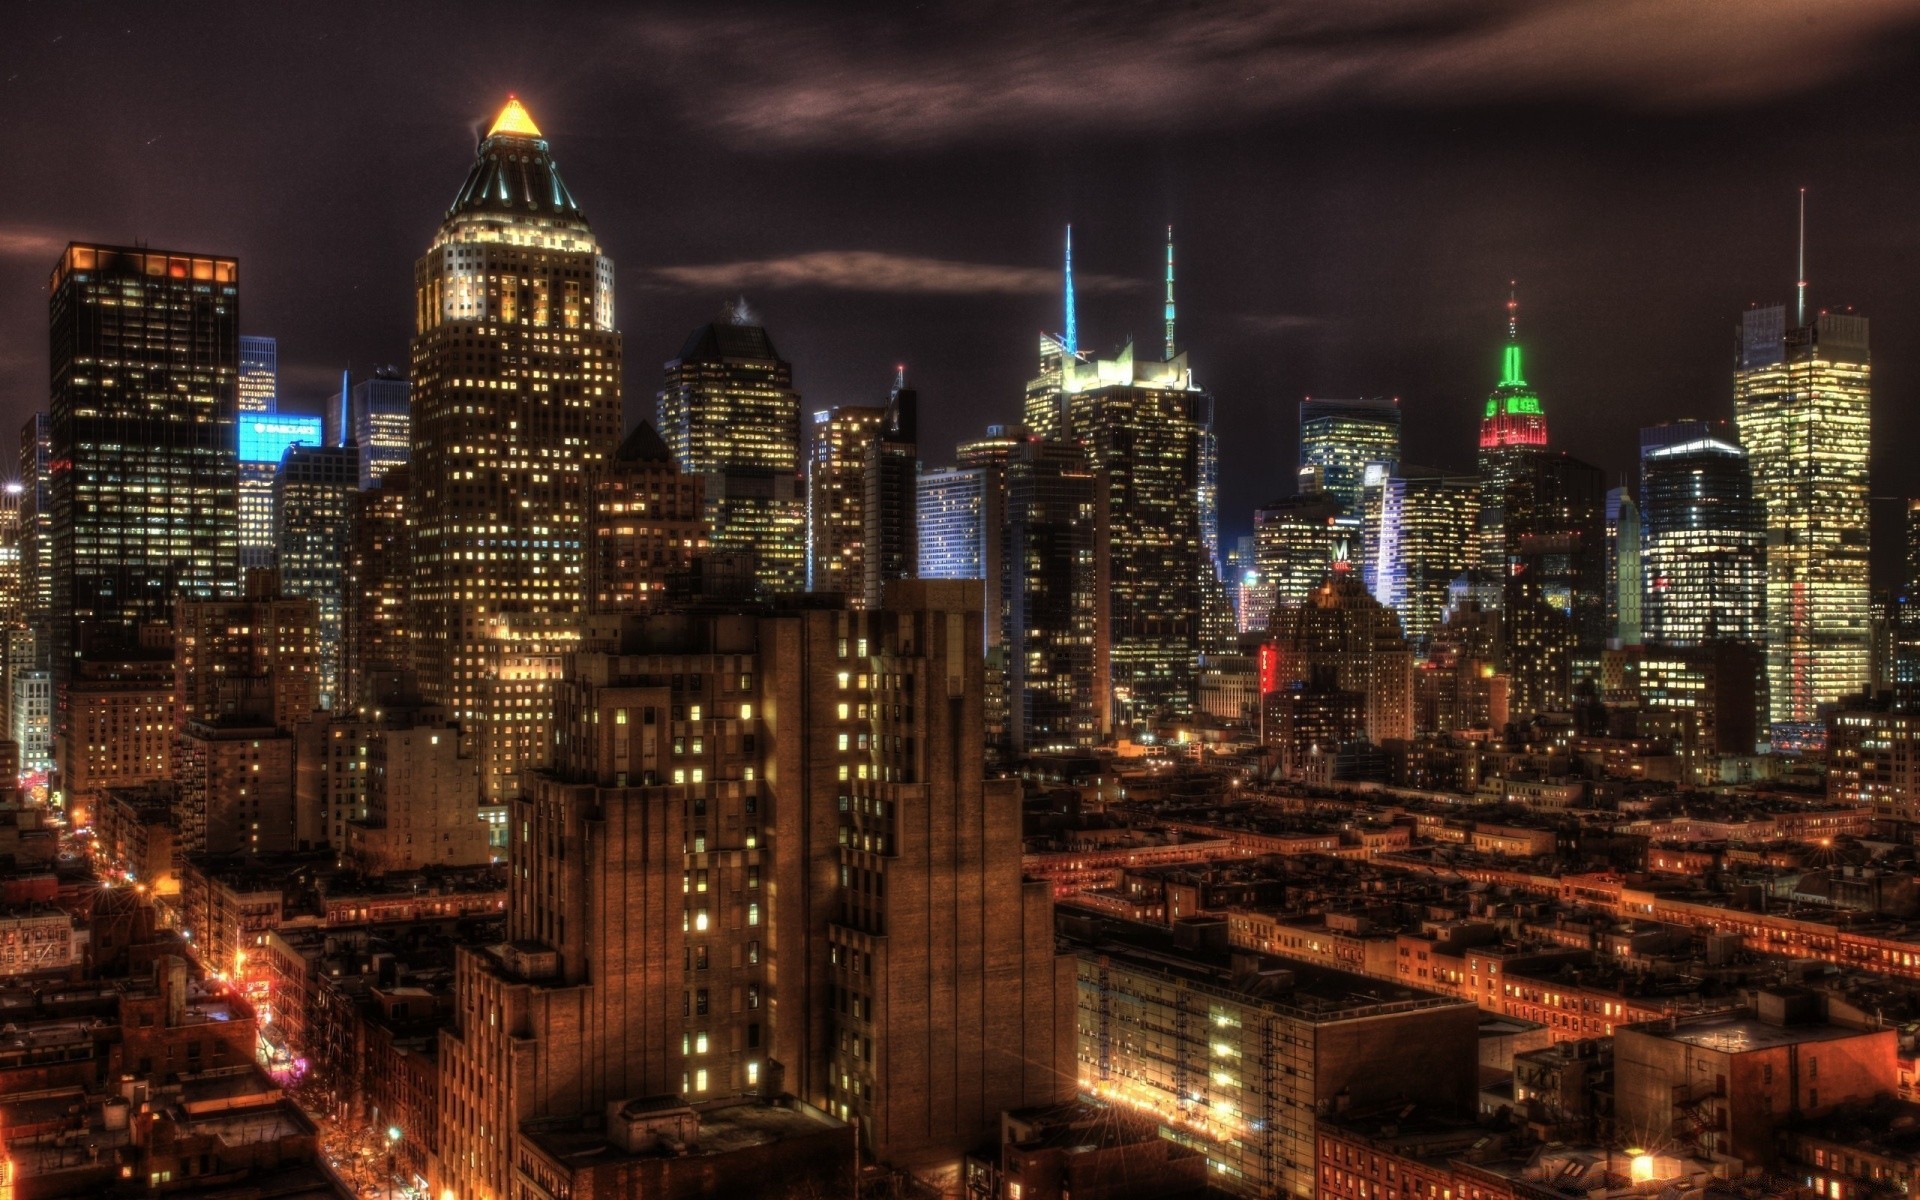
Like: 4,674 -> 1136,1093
1063,225 -> 1078,357
1507,280 -> 1518,342
1796,188 -> 1807,327
892,363 -> 905,395
338,368 -> 351,448
1164,225 -> 1176,362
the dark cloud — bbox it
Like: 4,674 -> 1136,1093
631,0 -> 1920,148
648,250 -> 1141,297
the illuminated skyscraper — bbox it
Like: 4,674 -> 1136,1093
1501,453 -> 1606,719
586,422 -> 706,615
1476,289 -> 1549,581
1734,302 -> 1871,734
1638,421 -> 1763,648
659,310 -> 804,594
328,369 -> 412,488
916,467 -> 990,582
344,465 -> 413,711
18,414 -> 51,653
806,403 -> 884,596
274,444 -> 358,709
49,243 -> 240,703
238,335 -> 277,414
1021,227 -> 1080,440
1064,342 -> 1210,729
861,375 -> 918,607
409,97 -> 623,802
1252,491 -> 1346,631
1300,396 -> 1400,515
1371,467 -> 1479,649
1606,487 -> 1643,647
1001,437 -> 1098,752
1265,559 -> 1415,748
237,413 -> 323,572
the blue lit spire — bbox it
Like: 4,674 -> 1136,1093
1063,224 -> 1078,357
339,368 -> 351,447
1163,224 -> 1176,361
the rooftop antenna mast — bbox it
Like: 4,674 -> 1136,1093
1164,225 -> 1176,362
1797,187 -> 1808,327
1063,224 -> 1078,357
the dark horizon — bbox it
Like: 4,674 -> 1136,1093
6,0 -> 1920,581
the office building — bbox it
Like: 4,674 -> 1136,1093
1476,291 -> 1549,583
1502,454 -> 1606,720
1639,421 -> 1765,648
1371,467 -> 1479,648
344,710 -> 488,874
56,653 -> 173,815
861,377 -> 918,608
1264,558 -> 1415,747
18,414 -> 51,651
1067,919 -> 1478,1198
237,413 -> 323,573
1606,487 -> 1643,646
9,668 -> 49,774
429,581 -> 1073,1200
1061,343 -> 1211,729
587,422 -> 707,615
174,584 -> 320,736
409,97 -> 623,802
658,312 -> 804,594
1002,436 -> 1098,752
916,467 -> 990,582
238,335 -> 277,414
1300,396 -> 1401,515
274,444 -> 359,709
806,403 -> 885,597
1416,600 -> 1508,734
48,243 -> 240,695
1733,304 -> 1871,733
343,467 -> 413,711
324,369 -> 413,488
178,719 -> 297,856
1021,227 -> 1080,441
1252,492 -> 1346,631
1623,641 -> 1765,761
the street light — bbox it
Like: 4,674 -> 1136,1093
386,1126 -> 402,1200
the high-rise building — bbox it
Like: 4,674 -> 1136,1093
429,582 -> 1072,1200
1639,421 -> 1764,648
343,466 -> 413,711
1002,438 -> 1098,753
1501,454 -> 1606,719
55,653 -> 172,816
658,311 -> 804,595
1062,343 -> 1211,729
585,422 -> 706,615
1415,600 -> 1507,734
175,584 -> 320,736
18,414 -> 51,657
49,243 -> 241,697
9,669 -> 50,775
1734,303 -> 1871,734
1476,290 -> 1549,585
1265,560 -> 1415,748
806,403 -> 885,597
178,719 -> 296,856
1300,396 -> 1401,516
1372,467 -> 1479,649
328,369 -> 412,488
1021,227 -> 1081,440
861,377 -> 918,608
916,467 -> 990,582
1252,492 -> 1347,631
0,482 -> 23,631
238,335 -> 278,414
274,444 -> 358,709
237,413 -> 323,572
1606,487 -> 1643,647
409,98 -> 623,802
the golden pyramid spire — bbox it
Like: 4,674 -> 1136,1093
487,95 -> 542,139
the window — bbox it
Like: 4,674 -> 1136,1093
748,903 -> 760,927
695,1069 -> 708,1092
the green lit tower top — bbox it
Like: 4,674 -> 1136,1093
1478,286 -> 1548,455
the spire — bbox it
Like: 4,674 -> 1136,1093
1063,224 -> 1078,357
1501,281 -> 1525,387
488,95 -> 542,140
892,363 -> 906,396
1163,224 -> 1176,362
1797,187 -> 1807,327
338,368 -> 352,448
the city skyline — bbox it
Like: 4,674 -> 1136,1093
5,3 -> 1920,583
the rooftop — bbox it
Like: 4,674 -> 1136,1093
1630,1010 -> 1876,1053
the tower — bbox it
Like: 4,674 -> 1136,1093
1501,453 -> 1606,720
860,372 -> 919,607
1476,286 -> 1549,585
1300,397 -> 1402,516
408,96 -> 624,801
274,444 -> 359,710
1639,421 -> 1764,648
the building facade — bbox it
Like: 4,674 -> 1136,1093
1300,396 -> 1401,516
274,444 -> 358,709
1639,421 -> 1764,648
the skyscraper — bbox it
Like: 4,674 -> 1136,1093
409,97 -> 623,801
238,335 -> 278,414
1371,467 -> 1479,649
328,369 -> 412,488
916,467 -> 990,581
1476,289 -> 1549,582
1300,396 -> 1401,515
1252,491 -> 1347,631
1501,453 -> 1606,719
1734,301 -> 1871,734
861,375 -> 919,608
1606,486 -> 1643,647
1002,437 -> 1098,752
49,243 -> 240,702
343,465 -> 413,711
586,422 -> 707,614
659,309 -> 804,594
237,412 -> 323,572
806,403 -> 885,596
1020,227 -> 1079,441
1063,342 -> 1211,729
1265,559 -> 1416,748
18,414 -> 51,657
1639,421 -> 1764,648
274,444 -> 358,709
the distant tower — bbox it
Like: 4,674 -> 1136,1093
1300,397 -> 1401,516
408,96 -> 624,801
1475,284 -> 1550,590
274,444 -> 358,709
1639,422 -> 1763,648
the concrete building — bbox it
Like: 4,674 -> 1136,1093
346,713 -> 488,874
174,583 -> 320,735
54,652 -> 172,817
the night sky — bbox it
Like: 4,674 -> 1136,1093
6,1 -> 1920,579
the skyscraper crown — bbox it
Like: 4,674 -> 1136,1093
443,96 -> 588,234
